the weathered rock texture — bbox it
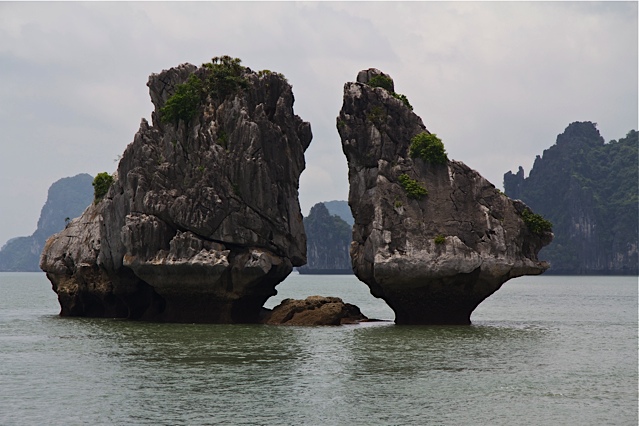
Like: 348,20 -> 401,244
263,296 -> 367,325
338,69 -> 553,325
40,60 -> 311,323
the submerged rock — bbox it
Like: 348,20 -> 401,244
337,68 -> 552,325
40,58 -> 311,323
263,296 -> 367,325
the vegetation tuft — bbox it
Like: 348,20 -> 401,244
521,209 -> 553,235
392,93 -> 413,110
202,55 -> 249,100
409,132 -> 448,165
434,235 -> 446,245
367,105 -> 385,126
368,74 -> 394,92
161,56 -> 249,125
92,172 -> 114,203
398,173 -> 428,199
160,74 -> 203,124
366,74 -> 413,111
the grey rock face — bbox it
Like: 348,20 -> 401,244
337,71 -> 552,325
41,60 -> 311,323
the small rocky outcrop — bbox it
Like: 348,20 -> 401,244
263,296 -> 367,325
337,68 -> 553,325
40,58 -> 312,323
0,174 -> 93,272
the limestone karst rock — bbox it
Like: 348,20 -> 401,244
337,68 -> 553,325
40,58 -> 312,323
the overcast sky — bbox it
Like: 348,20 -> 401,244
0,1 -> 637,247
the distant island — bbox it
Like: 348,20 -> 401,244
322,200 -> 354,225
504,122 -> 638,275
0,174 -> 93,272
298,202 -> 352,274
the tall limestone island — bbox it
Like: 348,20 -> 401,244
298,202 -> 352,274
337,69 -> 552,324
40,57 -> 312,323
504,122 -> 638,275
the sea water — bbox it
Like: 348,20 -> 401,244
0,272 -> 636,425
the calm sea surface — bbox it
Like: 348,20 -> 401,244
0,272 -> 636,425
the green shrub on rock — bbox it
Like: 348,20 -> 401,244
161,56 -> 249,125
409,132 -> 448,165
368,74 -> 394,92
392,93 -> 413,111
160,74 -> 204,124
521,209 -> 553,235
92,172 -> 114,203
203,55 -> 249,100
398,173 -> 428,199
366,74 -> 413,111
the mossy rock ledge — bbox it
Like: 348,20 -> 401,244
337,68 -> 553,325
40,59 -> 312,323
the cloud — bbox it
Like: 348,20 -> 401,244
0,1 -> 636,245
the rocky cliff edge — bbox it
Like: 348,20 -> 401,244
40,58 -> 312,323
338,69 -> 552,324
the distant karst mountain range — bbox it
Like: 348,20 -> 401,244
298,201 -> 353,274
0,174 -> 94,271
504,121 -> 638,275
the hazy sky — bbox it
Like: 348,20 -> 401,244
0,1 -> 637,247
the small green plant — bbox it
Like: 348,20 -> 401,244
409,132 -> 448,165
203,55 -> 249,100
217,130 -> 228,149
521,209 -> 553,235
366,74 -> 413,111
398,173 -> 428,199
197,165 -> 205,173
367,105 -> 385,126
257,69 -> 287,82
160,74 -> 204,124
392,93 -> 413,111
434,235 -> 446,245
162,56 -> 249,125
394,200 -> 403,208
231,183 -> 241,196
368,74 -> 394,92
92,172 -> 114,203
